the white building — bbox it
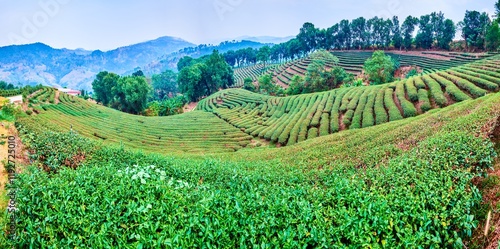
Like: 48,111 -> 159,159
58,88 -> 81,96
7,95 -> 22,104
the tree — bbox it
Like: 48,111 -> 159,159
224,50 -> 237,67
402,16 -> 419,50
286,75 -> 305,95
243,78 -> 256,92
338,20 -> 352,49
258,74 -> 279,95
177,56 -> 194,71
303,50 -> 345,92
416,14 -> 434,49
257,46 -> 271,67
486,20 -> 500,51
132,70 -> 144,77
178,63 -> 204,102
112,76 -> 151,114
92,71 -> 119,105
297,22 -> 318,53
152,70 -> 177,100
496,0 -> 500,22
459,11 -> 491,50
177,50 -> 234,101
351,17 -> 368,49
438,19 -> 456,50
392,16 -> 403,50
202,50 -> 234,93
363,50 -> 396,85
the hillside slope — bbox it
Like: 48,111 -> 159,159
201,56 -> 500,146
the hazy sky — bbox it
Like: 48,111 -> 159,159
0,0 -> 495,51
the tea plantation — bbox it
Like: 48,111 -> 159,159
3,54 -> 500,248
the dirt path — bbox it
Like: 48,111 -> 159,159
183,102 -> 198,113
0,123 -> 10,211
54,91 -> 60,104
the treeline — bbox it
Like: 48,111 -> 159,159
91,50 -> 233,115
221,8 -> 500,68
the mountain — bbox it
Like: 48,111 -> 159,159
140,40 -> 270,75
234,36 -> 294,44
0,36 -> 195,91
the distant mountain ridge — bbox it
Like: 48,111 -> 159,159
0,36 -> 284,91
0,36 -> 195,91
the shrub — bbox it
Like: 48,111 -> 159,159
374,88 -> 388,125
437,72 -> 488,98
417,89 -> 432,113
307,127 -> 318,140
422,75 -> 447,107
405,79 -> 418,102
429,74 -> 470,102
396,82 -> 417,118
384,88 -> 403,121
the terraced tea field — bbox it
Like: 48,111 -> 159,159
201,56 -> 500,146
233,51 -> 494,88
18,94 -> 253,154
11,55 -> 500,153
6,53 -> 500,248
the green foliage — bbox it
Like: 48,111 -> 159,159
92,71 -> 120,106
177,51 -> 234,101
364,50 -> 396,85
20,130 -> 97,173
417,89 -> 432,113
0,103 -> 19,121
151,70 -> 178,101
242,78 -> 256,92
459,11 -> 491,50
112,76 -> 151,114
258,74 -> 280,95
11,104 -> 500,247
406,69 -> 419,79
303,51 -> 345,93
286,75 -> 305,95
144,96 -> 187,117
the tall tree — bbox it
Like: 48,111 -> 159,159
438,19 -> 456,50
496,0 -> 500,22
415,14 -> 434,49
152,70 -> 177,100
177,56 -> 194,71
402,16 -> 419,50
486,20 -> 500,51
178,63 -> 204,102
112,76 -> 151,114
92,71 -> 119,106
392,16 -> 403,50
351,17 -> 368,49
177,50 -> 234,101
339,20 -> 352,49
297,22 -> 318,53
257,46 -> 271,67
459,11 -> 491,50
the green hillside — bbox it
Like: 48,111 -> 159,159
9,90 -> 500,248
4,53 -> 500,249
232,51 -> 495,88
200,56 -> 500,146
